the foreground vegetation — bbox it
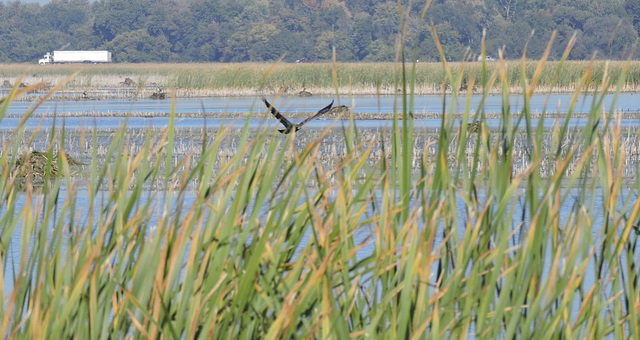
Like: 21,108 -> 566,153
2,42 -> 640,339
3,60 -> 640,97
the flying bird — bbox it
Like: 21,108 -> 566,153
262,98 -> 334,134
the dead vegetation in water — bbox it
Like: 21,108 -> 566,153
9,124 -> 640,191
9,149 -> 84,188
149,87 -> 166,99
326,105 -> 351,118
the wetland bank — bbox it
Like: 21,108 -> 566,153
3,60 -> 640,99
2,57 -> 640,338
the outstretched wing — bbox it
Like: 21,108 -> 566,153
298,100 -> 334,127
262,98 -> 293,130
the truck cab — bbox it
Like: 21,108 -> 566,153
39,53 -> 53,65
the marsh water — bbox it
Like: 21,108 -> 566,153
2,93 -> 640,130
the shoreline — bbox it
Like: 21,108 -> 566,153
2,60 -> 640,99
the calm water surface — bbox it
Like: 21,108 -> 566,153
6,116 -> 639,131
2,93 -> 640,130
5,93 -> 640,115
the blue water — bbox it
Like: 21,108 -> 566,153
2,93 -> 639,130
4,92 -> 640,117
1,115 -> 639,131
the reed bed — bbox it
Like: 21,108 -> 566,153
3,60 -> 640,98
2,41 -> 640,339
6,124 -> 640,186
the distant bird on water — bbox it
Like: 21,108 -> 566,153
262,98 -> 334,134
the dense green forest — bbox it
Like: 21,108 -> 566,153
1,0 -> 639,63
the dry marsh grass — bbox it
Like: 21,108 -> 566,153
2,61 -> 640,97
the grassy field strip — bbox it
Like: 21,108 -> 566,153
2,61 -> 640,97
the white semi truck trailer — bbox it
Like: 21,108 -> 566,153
39,51 -> 112,64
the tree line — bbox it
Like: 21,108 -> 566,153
1,0 -> 638,63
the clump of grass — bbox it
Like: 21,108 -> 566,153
2,34 -> 640,340
9,149 -> 83,187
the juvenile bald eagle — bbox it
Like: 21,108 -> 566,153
262,98 -> 334,134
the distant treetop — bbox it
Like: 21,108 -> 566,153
1,0 -> 638,63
